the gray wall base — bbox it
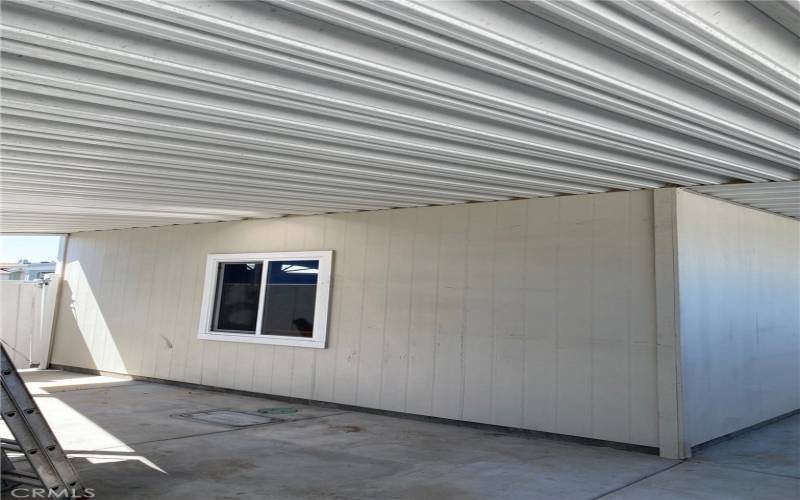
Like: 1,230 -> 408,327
50,363 -> 659,456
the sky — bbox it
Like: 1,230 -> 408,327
0,235 -> 63,263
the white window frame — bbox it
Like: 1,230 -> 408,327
197,251 -> 333,348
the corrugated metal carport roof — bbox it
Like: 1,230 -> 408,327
1,0 -> 798,232
690,181 -> 800,220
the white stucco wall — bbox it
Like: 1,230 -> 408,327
676,190 -> 800,448
51,191 -> 660,447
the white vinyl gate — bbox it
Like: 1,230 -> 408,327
0,278 -> 59,369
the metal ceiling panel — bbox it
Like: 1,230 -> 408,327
1,0 -> 798,232
690,181 -> 800,219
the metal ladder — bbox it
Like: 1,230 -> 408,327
1,344 -> 87,498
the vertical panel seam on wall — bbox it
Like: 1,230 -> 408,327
134,229 -> 151,376
154,227 -> 177,380
376,212 -> 390,406
376,214 -> 394,409
458,207 -> 469,419
331,221 -> 350,400
178,226 -> 200,381
553,199 -> 561,430
94,233 -> 109,370
489,204 -> 498,423
92,233 -> 110,372
125,229 -> 142,376
80,237 -> 99,368
353,216 -> 372,404
332,218 -> 347,401
354,215 -> 371,405
140,229 -> 159,376
160,226 -> 183,380
589,196 -> 597,438
86,237 -> 102,369
402,212 -> 420,412
626,193 -> 634,443
68,234 -> 88,369
431,211 -> 442,414
672,191 -> 685,457
141,228 -> 165,377
124,229 -> 144,376
167,227 -> 190,382
107,231 -> 130,373
520,200 -> 530,425
89,233 -> 108,371
429,211 -> 444,413
191,226 -> 213,384
108,230 -> 128,371
70,237 -> 85,368
752,208 -> 762,421
191,225 -> 218,384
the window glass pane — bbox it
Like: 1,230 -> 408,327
261,260 -> 319,338
212,262 -> 263,333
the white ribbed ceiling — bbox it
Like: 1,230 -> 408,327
1,0 -> 798,232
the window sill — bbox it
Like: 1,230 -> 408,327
197,332 -> 326,349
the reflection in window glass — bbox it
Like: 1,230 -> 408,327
212,262 -> 263,333
261,260 -> 319,338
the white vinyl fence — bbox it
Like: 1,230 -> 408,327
0,278 -> 59,369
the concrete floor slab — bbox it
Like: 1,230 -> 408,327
21,380 -> 343,450
691,415 -> 800,479
59,413 -> 675,500
604,461 -> 800,500
5,371 -> 798,499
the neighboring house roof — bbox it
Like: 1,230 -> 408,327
0,262 -> 56,278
